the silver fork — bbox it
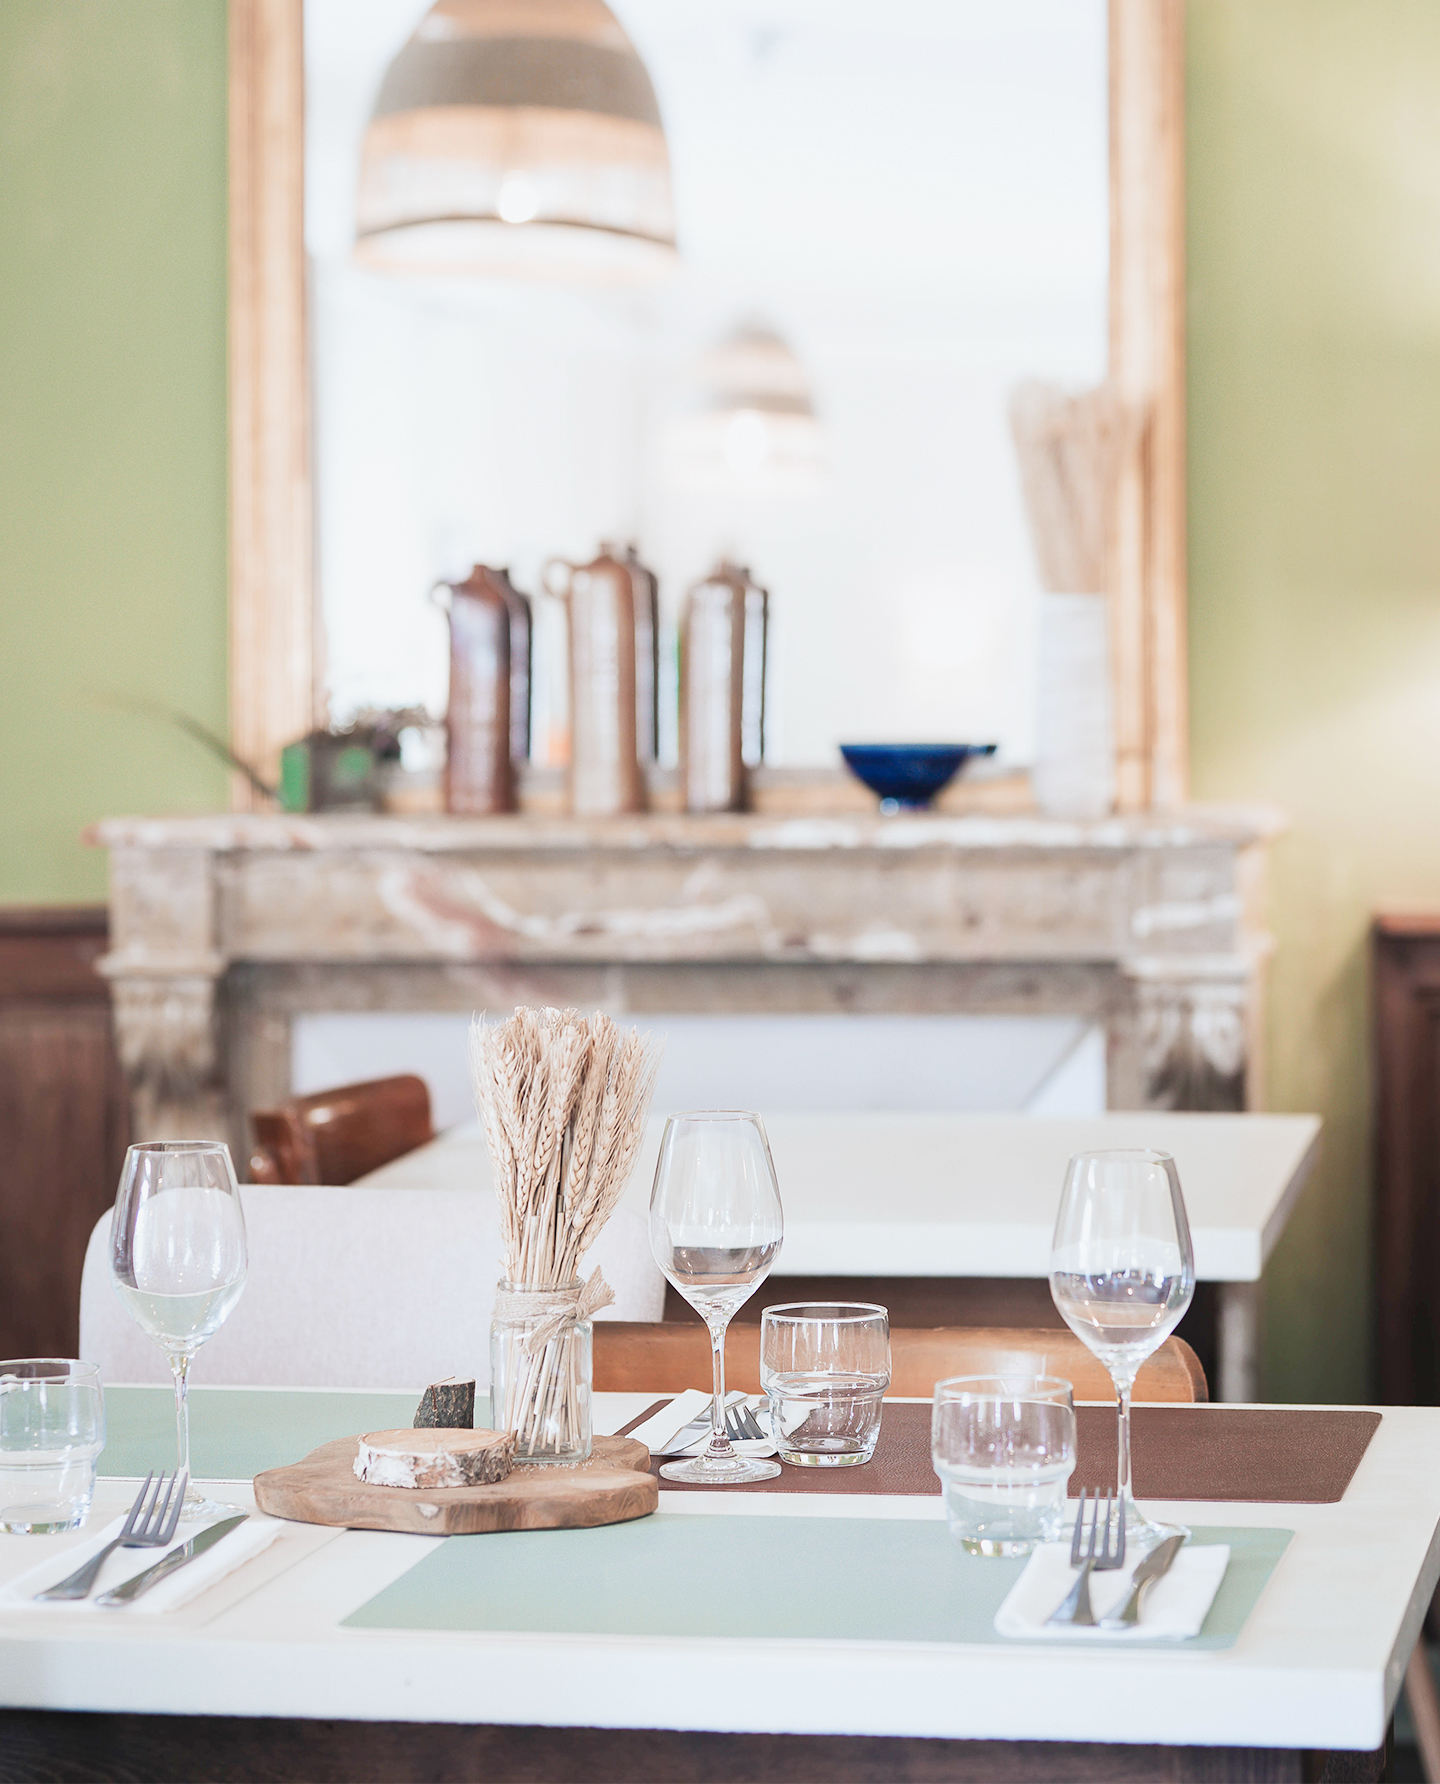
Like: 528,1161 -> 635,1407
727,1401 -> 767,1441
34,1472 -> 187,1603
1046,1489 -> 1126,1628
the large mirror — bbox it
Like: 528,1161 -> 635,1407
228,0 -> 1184,808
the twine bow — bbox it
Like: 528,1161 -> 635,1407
494,1267 -> 615,1355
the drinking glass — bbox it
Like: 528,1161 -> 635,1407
1049,1148 -> 1194,1544
760,1303 -> 889,1466
0,1360 -> 106,1534
110,1142 -> 248,1520
931,1376 -> 1076,1556
649,1111 -> 783,1484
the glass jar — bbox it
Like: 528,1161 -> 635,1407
489,1281 -> 593,1466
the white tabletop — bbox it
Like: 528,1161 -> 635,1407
361,1112 -> 1321,1282
0,1391 -> 1432,1755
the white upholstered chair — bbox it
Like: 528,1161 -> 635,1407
79,1183 -> 665,1392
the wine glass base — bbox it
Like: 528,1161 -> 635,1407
658,1455 -> 781,1485
1124,1507 -> 1190,1549
178,1489 -> 243,1523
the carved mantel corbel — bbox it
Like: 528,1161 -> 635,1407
97,839 -> 229,1142
1118,947 -> 1273,1113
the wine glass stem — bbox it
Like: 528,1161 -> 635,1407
706,1316 -> 735,1458
171,1352 -> 193,1486
1114,1371 -> 1136,1521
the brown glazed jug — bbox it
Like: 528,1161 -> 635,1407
547,550 -> 644,816
681,561 -> 768,812
434,566 -> 530,815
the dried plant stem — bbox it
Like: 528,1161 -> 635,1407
470,1007 -> 661,1457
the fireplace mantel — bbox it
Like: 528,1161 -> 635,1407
92,807 -> 1280,1144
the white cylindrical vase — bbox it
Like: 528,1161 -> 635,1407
1033,593 -> 1115,820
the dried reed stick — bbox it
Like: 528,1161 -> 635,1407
469,1007 -> 661,1455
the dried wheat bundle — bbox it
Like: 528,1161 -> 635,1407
1008,381 -> 1138,595
469,1007 -> 661,1455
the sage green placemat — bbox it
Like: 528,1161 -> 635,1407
344,1516 -> 1291,1650
99,1385 -> 430,1480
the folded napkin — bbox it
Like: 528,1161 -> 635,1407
994,1540 -> 1230,1642
624,1391 -> 777,1459
2,1512 -> 284,1615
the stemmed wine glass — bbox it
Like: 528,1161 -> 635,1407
110,1142 -> 249,1521
1048,1148 -> 1194,1546
649,1111 -> 783,1485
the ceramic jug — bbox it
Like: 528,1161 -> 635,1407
546,550 -> 644,816
432,565 -> 531,815
680,561 -> 768,812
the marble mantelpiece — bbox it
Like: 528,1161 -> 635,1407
92,808 -> 1280,1146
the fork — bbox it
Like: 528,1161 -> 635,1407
1046,1489 -> 1126,1627
727,1400 -> 767,1441
667,1397 -> 767,1453
34,1472 -> 188,1602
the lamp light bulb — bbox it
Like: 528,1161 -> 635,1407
496,171 -> 540,225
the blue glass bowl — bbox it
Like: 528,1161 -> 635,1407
839,743 -> 998,811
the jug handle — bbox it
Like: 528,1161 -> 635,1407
541,558 -> 575,601
429,579 -> 454,613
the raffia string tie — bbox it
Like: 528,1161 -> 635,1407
494,1268 -> 615,1355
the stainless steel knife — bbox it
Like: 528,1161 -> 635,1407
93,1515 -> 249,1608
1098,1532 -> 1186,1629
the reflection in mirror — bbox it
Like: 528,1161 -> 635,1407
304,0 -> 1107,784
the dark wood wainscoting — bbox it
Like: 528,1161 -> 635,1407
0,908 -> 127,1358
1374,913 -> 1440,1403
0,1709 -> 1382,1783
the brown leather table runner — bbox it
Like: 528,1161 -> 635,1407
620,1400 -> 1381,1503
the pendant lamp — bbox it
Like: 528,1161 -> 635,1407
668,325 -> 825,494
356,0 -> 676,280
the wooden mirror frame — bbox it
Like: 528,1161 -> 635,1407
228,0 -> 1185,811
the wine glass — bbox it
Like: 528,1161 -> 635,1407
649,1111 -> 783,1484
110,1142 -> 248,1521
1048,1148 -> 1194,1546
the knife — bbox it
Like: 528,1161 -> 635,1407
1098,1533 -> 1186,1629
93,1515 -> 249,1608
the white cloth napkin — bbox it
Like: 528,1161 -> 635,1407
2,1513 -> 284,1615
994,1540 -> 1231,1641
624,1390 -> 777,1458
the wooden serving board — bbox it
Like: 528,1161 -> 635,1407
253,1434 -> 657,1535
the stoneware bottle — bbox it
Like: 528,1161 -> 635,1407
433,566 -> 524,815
547,550 -> 644,816
681,561 -> 768,812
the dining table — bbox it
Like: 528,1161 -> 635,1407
0,1380 -> 1430,1784
360,1110 -> 1322,1403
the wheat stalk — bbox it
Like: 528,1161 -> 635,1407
469,1006 -> 662,1455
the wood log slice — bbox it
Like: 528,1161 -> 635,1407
413,1377 -> 476,1429
255,1434 -> 656,1535
355,1427 -> 514,1489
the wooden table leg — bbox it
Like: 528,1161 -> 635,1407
1218,1278 -> 1262,1401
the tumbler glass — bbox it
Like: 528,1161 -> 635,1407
0,1360 -> 106,1534
931,1375 -> 1076,1556
760,1303 -> 890,1466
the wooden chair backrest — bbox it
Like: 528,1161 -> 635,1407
593,1321 -> 1207,1404
248,1074 -> 434,1185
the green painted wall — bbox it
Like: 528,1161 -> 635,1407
0,0 -> 230,906
1188,1 -> 1440,1400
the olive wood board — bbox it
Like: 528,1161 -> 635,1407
253,1434 -> 658,1534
